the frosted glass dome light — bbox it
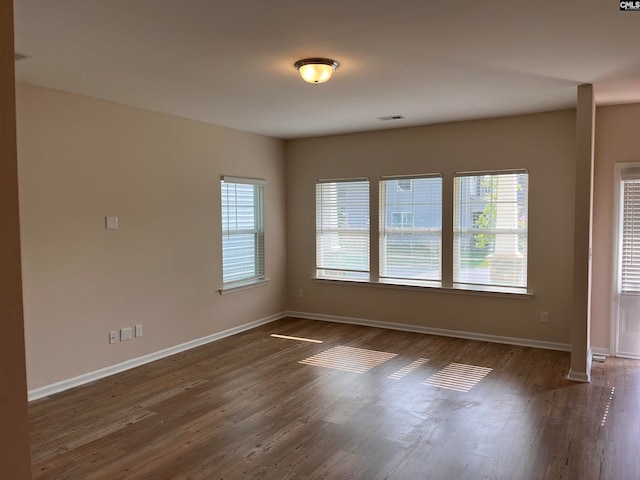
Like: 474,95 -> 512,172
294,58 -> 339,84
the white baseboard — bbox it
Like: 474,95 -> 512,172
28,311 -> 287,402
567,369 -> 591,382
566,347 -> 592,383
286,311 -> 572,352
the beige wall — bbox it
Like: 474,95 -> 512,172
591,103 -> 640,352
0,0 -> 32,477
286,110 -> 576,344
16,83 -> 287,390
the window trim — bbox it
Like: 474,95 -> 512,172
312,276 -> 533,299
219,278 -> 269,295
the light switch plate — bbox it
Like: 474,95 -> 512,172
105,216 -> 119,230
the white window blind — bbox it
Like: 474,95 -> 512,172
316,179 -> 370,280
221,177 -> 265,287
621,174 -> 640,293
453,171 -> 528,291
379,176 -> 442,284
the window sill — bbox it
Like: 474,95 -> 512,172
219,278 -> 269,295
312,277 -> 533,299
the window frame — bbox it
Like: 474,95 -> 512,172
220,176 -> 266,292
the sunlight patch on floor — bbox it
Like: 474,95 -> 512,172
299,345 -> 397,373
388,358 -> 429,379
270,334 -> 323,343
423,363 -> 492,392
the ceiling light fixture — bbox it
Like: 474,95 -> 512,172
294,58 -> 339,84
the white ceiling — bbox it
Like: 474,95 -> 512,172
12,0 -> 640,139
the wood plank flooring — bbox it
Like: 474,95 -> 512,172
29,317 -> 640,479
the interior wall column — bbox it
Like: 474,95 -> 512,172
569,84 -> 595,382
0,0 -> 33,477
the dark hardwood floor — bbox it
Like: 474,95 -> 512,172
29,317 -> 640,479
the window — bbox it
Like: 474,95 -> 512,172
453,171 -> 528,291
620,171 -> 640,294
316,179 -> 370,280
380,176 -> 442,284
313,171 -> 530,296
221,176 -> 265,288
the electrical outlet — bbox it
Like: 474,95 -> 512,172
540,311 -> 549,323
121,327 -> 132,341
298,289 -> 304,298
109,331 -> 118,344
135,324 -> 143,337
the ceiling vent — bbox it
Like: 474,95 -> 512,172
14,52 -> 31,62
377,115 -> 405,121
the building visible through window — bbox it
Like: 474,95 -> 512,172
397,179 -> 412,191
391,212 -> 414,228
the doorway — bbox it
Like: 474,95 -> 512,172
614,163 -> 640,359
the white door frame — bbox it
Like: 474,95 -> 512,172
611,162 -> 640,358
